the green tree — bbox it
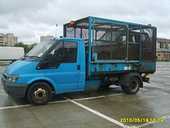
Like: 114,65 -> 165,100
14,42 -> 36,54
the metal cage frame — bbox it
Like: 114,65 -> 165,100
64,16 -> 157,76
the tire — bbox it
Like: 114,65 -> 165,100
27,82 -> 52,105
120,74 -> 141,94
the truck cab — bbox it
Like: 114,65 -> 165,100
2,38 -> 86,104
1,16 -> 157,105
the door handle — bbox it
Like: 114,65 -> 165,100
77,65 -> 80,70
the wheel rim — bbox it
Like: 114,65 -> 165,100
33,87 -> 48,103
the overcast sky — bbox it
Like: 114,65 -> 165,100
0,0 -> 170,43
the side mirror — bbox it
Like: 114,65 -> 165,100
37,61 -> 49,69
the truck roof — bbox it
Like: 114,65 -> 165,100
57,37 -> 84,42
64,16 -> 156,29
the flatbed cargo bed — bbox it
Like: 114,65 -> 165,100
64,16 -> 156,76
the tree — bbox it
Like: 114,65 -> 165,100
14,42 -> 36,54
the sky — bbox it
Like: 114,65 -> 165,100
0,0 -> 170,43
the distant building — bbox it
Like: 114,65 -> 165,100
40,35 -> 54,43
156,38 -> 170,61
0,34 -> 4,46
0,33 -> 17,46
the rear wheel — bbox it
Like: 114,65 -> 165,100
27,82 -> 52,105
121,74 -> 141,94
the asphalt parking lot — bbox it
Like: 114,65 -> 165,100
0,62 -> 170,128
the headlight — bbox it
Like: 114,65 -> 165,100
7,75 -> 19,82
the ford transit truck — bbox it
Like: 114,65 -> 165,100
1,17 -> 157,105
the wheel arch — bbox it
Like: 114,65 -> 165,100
26,79 -> 55,97
121,72 -> 143,87
132,73 -> 143,88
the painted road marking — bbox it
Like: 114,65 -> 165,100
0,90 -> 163,111
74,93 -> 123,101
0,100 -> 69,111
0,91 -> 169,128
49,99 -> 68,104
0,93 -> 122,111
67,98 -> 128,128
0,104 -> 31,111
74,95 -> 105,101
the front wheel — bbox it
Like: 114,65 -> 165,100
121,74 -> 141,94
27,82 -> 52,105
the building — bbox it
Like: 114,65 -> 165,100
0,33 -> 18,46
156,38 -> 170,61
0,33 -> 4,46
40,35 -> 54,43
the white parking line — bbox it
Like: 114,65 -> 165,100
0,99 -> 70,111
49,99 -> 68,104
0,104 -> 31,111
74,95 -> 105,101
0,93 -> 121,110
0,93 -> 122,111
67,98 -> 128,128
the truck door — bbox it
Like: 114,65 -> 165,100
57,41 -> 81,92
41,40 -> 83,93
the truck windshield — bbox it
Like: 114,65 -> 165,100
26,40 -> 55,58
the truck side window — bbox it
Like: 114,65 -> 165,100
46,42 -> 64,66
63,42 -> 77,63
43,42 -> 77,67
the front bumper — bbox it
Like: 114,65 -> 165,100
1,77 -> 28,98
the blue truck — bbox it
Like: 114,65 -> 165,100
1,17 -> 157,105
